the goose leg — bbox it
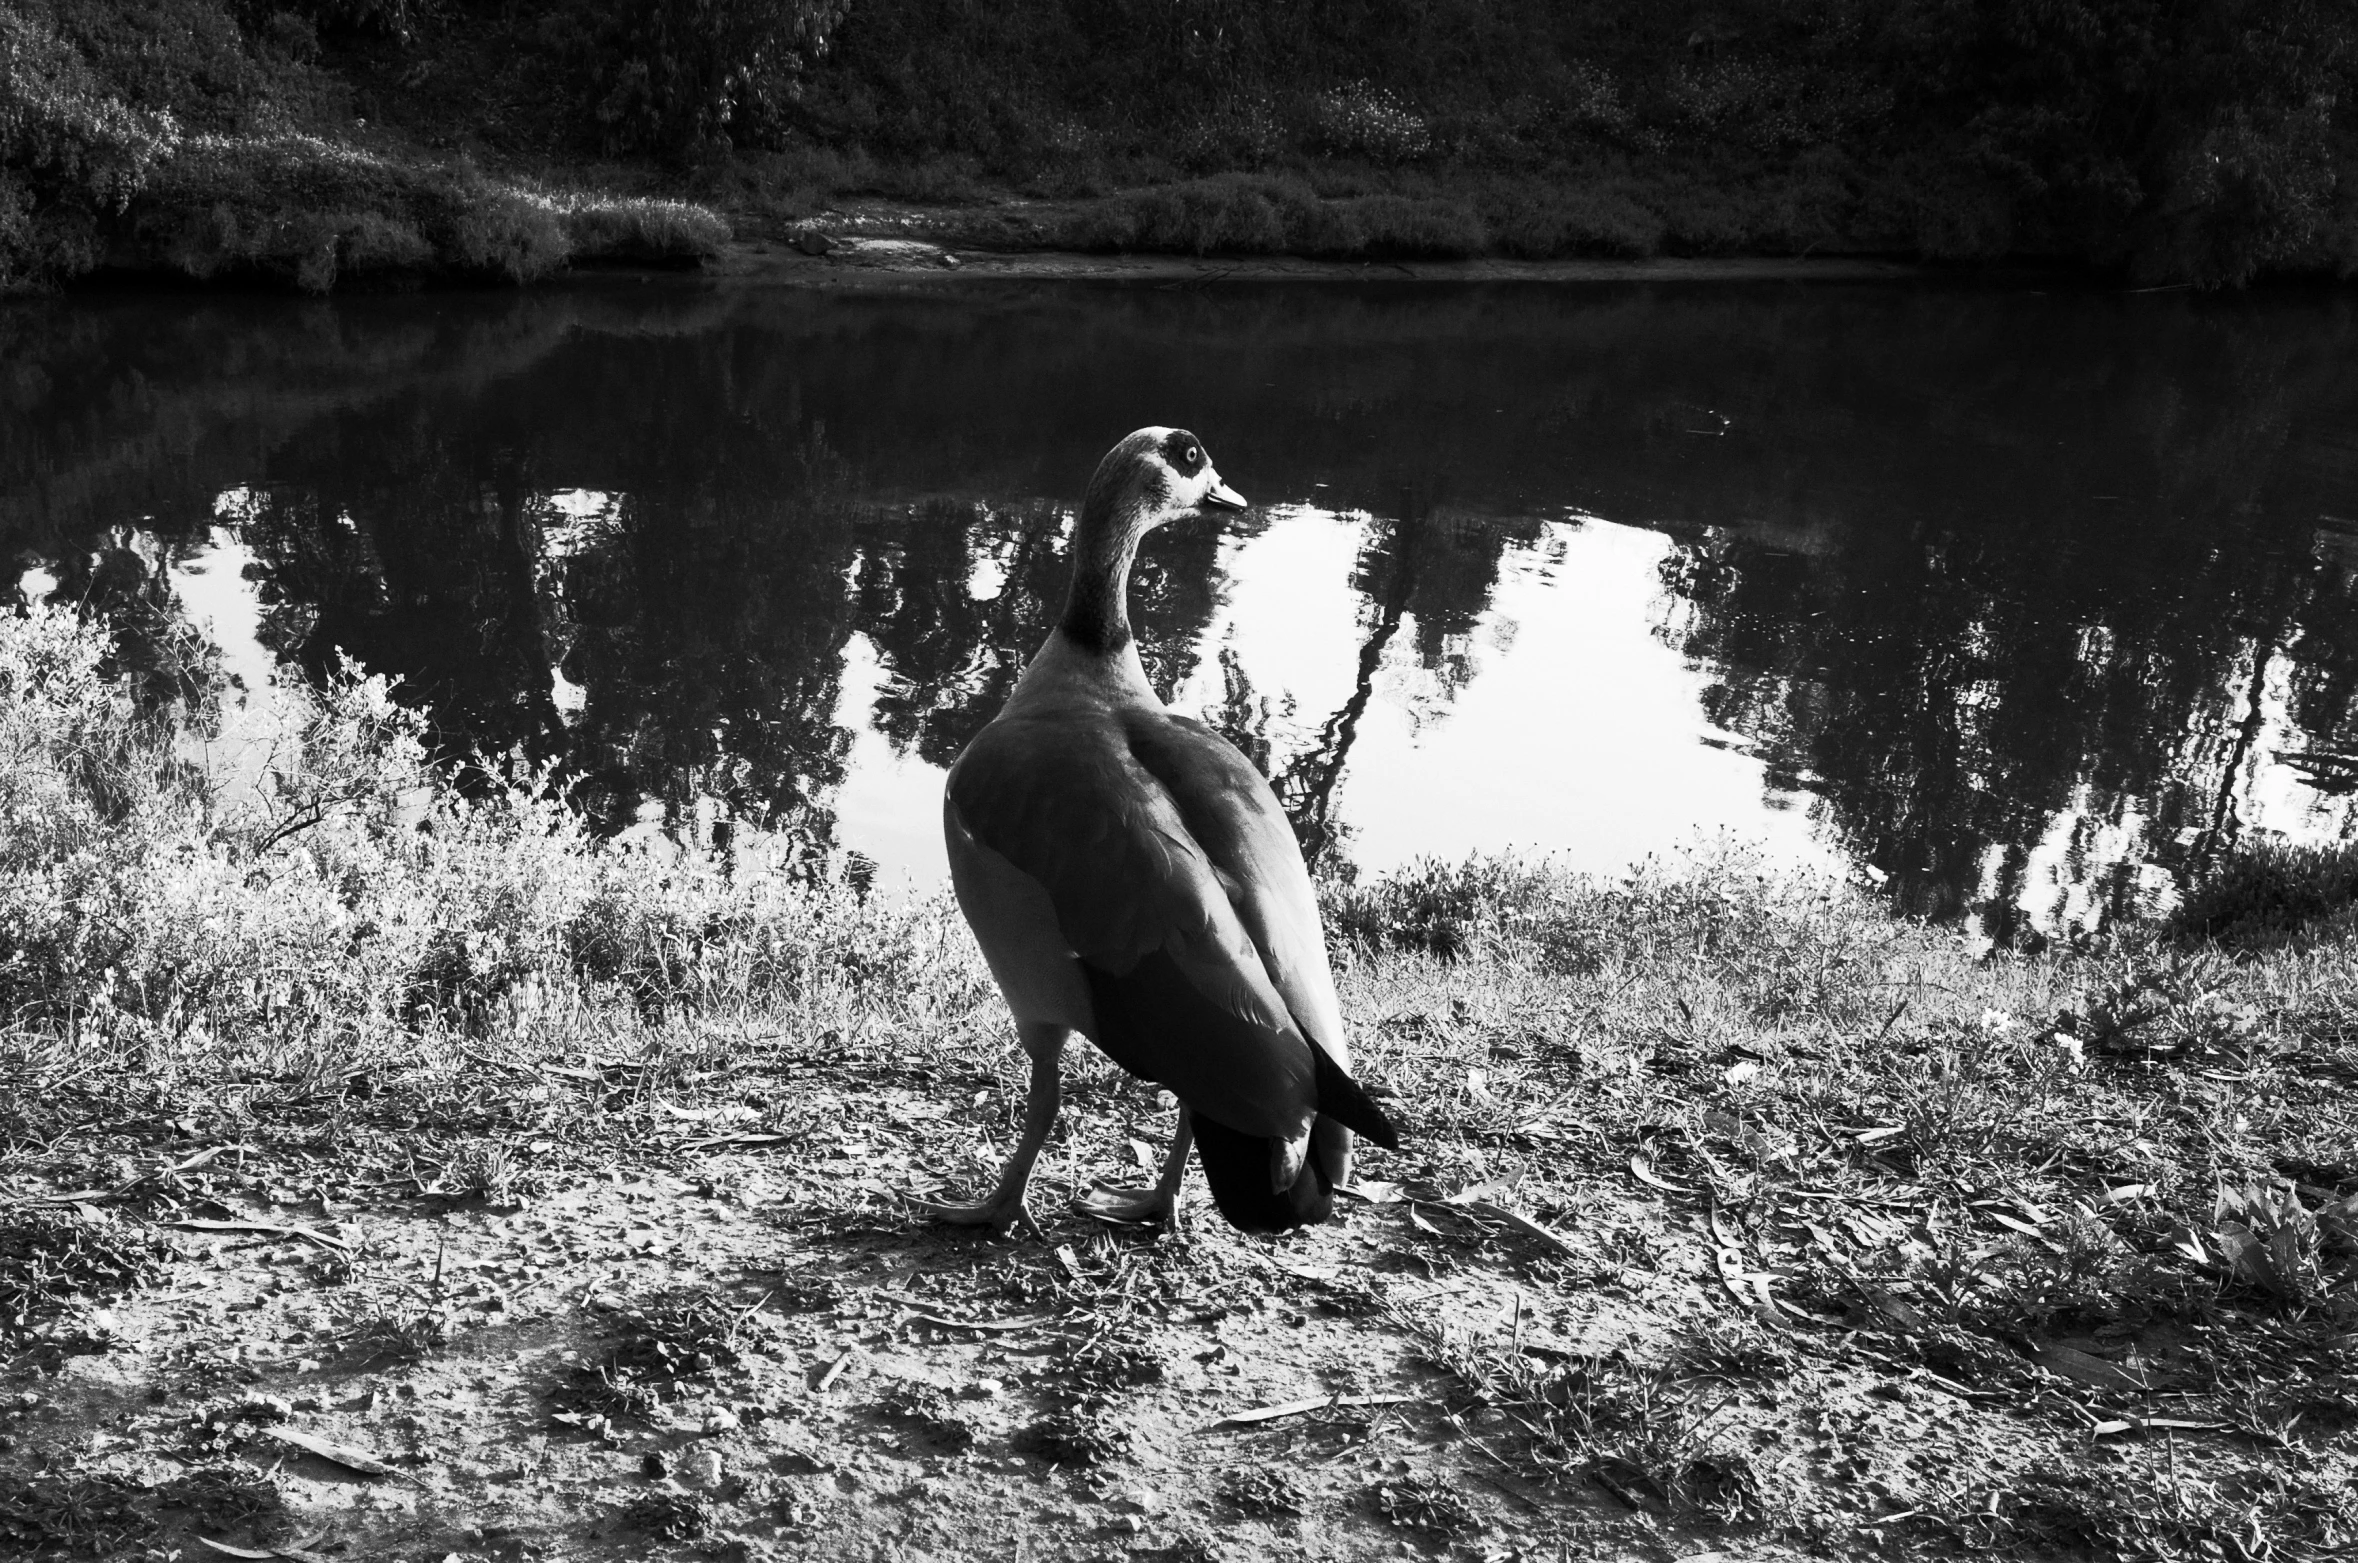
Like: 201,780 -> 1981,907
1076,1107 -> 1193,1225
914,1023 -> 1064,1234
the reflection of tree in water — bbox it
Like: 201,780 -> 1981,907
30,529 -> 223,713
551,489 -> 858,839
1660,399 -> 2358,939
12,280 -> 2355,908
1239,504 -> 1531,869
853,496 -> 1232,766
850,485 -> 1527,875
243,459 -> 566,774
216,341 -> 872,844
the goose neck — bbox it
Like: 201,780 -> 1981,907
1058,502 -> 1146,655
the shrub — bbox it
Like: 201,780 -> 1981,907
1321,855 -> 1554,961
1483,181 -> 1664,258
2166,840 -> 2358,951
0,603 -> 967,1068
1072,174 -> 1331,256
48,0 -> 268,131
1341,192 -> 1486,258
444,188 -> 572,283
0,2 -> 182,289
557,191 -> 730,263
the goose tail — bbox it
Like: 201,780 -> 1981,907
1191,1051 -> 1400,1232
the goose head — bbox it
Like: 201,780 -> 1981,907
1082,427 -> 1246,539
1060,427 -> 1245,655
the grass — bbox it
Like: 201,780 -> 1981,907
0,603 -> 2353,1558
0,1208 -> 170,1334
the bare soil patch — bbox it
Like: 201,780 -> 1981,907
5,930 -> 2354,1562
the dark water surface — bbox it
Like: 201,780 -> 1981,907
7,279 -> 2357,937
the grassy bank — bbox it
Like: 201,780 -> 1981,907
5,598 -> 2357,1559
7,2 -> 2358,293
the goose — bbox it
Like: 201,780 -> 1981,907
919,427 -> 1400,1234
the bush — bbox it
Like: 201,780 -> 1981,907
0,604 -> 961,1066
1341,192 -> 1485,258
0,2 -> 182,289
444,187 -> 572,282
557,191 -> 731,262
2166,840 -> 2358,951
1483,180 -> 1665,258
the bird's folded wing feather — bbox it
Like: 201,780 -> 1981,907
947,712 -> 1303,1049
1122,711 -> 1351,1061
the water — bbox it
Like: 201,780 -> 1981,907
6,278 -> 2356,939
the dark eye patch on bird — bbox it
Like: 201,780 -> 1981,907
1161,431 -> 1205,473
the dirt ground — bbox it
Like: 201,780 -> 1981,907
3,1067 -> 1745,1563
7,941 -> 2351,1563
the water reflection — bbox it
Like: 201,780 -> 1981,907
4,280 -> 2354,936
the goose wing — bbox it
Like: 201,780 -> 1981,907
946,708 -> 1323,1139
1116,710 -> 1351,1061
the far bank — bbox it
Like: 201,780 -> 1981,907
6,1 -> 2356,297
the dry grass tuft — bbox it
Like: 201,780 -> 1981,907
0,1207 -> 170,1333
0,1472 -> 155,1558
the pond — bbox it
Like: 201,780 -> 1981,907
5,277 -> 2356,942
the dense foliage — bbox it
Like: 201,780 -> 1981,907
0,0 -> 797,290
577,0 -> 851,156
1,0 -> 2354,288
0,604 -> 937,1057
796,0 -> 2358,282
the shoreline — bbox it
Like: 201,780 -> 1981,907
702,235 -> 1931,287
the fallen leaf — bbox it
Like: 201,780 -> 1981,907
1472,1201 -> 1576,1255
681,1132 -> 797,1151
2032,1341 -> 2148,1392
657,1102 -> 757,1123
265,1427 -> 397,1477
904,1312 -> 1054,1334
1205,1393 -> 1410,1429
1629,1156 -> 1691,1194
167,1219 -> 348,1253
816,1347 -> 861,1392
1712,1247 -> 1791,1330
2091,1416 -> 2218,1437
1440,1178 -> 1517,1207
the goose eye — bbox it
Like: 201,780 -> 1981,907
1183,446 -> 1201,468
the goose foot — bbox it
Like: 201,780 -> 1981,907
1074,1182 -> 1175,1225
910,1191 -> 1045,1240
913,1027 -> 1062,1239
1075,1110 -> 1193,1226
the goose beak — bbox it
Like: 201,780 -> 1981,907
1202,479 -> 1247,511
